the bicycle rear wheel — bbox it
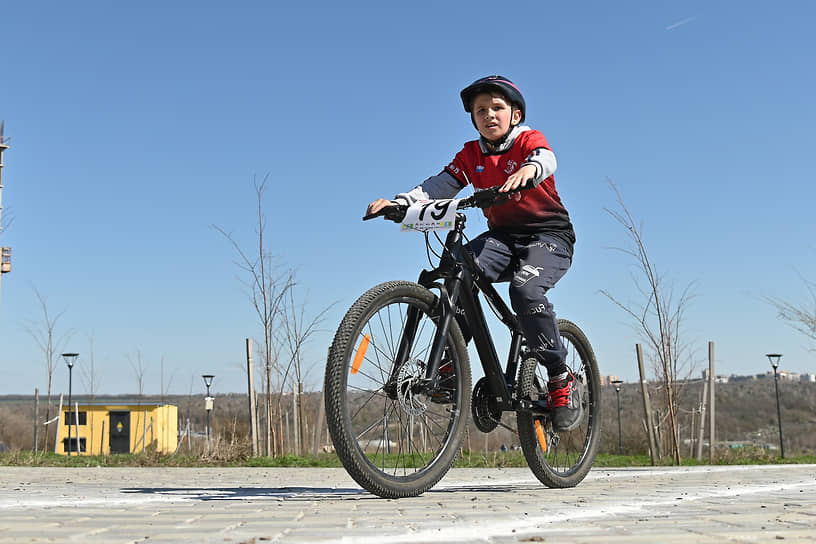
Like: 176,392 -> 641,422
516,319 -> 601,488
324,281 -> 471,498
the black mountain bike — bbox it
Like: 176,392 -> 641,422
324,186 -> 601,498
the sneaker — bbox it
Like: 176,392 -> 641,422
546,372 -> 583,431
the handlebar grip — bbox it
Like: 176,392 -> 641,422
496,180 -> 534,196
465,181 -> 534,209
363,205 -> 407,222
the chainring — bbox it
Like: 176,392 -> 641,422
471,377 -> 502,433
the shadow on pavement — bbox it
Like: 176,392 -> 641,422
120,486 -> 370,501
120,482 -> 544,501
432,483 -> 546,494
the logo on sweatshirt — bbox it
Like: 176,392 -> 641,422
504,159 -> 518,174
476,165 -> 484,173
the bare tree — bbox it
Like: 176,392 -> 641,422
213,174 -> 295,456
159,356 -> 176,404
764,271 -> 816,347
127,350 -> 149,451
279,287 -> 335,454
128,350 -> 148,401
25,288 -> 72,452
79,334 -> 104,453
79,334 -> 103,399
600,180 -> 695,464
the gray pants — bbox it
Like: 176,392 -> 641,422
459,230 -> 573,376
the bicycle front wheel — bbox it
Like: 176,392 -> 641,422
516,319 -> 602,488
324,281 -> 471,498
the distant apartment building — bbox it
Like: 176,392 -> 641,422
763,370 -> 802,381
701,369 -> 730,383
600,375 -> 621,386
729,374 -> 759,382
702,369 -> 814,383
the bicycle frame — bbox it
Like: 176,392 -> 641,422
389,212 -> 547,415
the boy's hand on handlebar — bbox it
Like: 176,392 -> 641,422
499,164 -> 537,201
366,198 -> 396,217
364,198 -> 407,222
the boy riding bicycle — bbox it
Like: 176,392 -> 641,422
366,75 -> 579,431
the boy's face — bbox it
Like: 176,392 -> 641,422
471,92 -> 521,141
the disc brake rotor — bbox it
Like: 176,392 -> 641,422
397,358 -> 428,416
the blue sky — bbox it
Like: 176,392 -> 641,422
1,1 -> 814,396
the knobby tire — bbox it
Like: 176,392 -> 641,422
324,281 -> 471,498
516,319 -> 602,488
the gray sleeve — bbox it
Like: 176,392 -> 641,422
393,171 -> 464,205
521,148 -> 557,186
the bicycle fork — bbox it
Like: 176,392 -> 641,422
384,274 -> 463,399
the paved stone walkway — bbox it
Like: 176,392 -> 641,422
0,465 -> 814,543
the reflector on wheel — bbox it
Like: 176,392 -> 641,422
351,334 -> 370,374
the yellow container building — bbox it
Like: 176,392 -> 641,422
56,402 -> 178,455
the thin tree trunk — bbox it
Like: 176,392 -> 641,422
33,388 -> 40,453
298,382 -> 306,457
292,387 -> 300,455
636,344 -> 657,465
246,338 -> 259,456
708,341 -> 716,463
286,410 -> 292,454
666,383 -> 681,464
312,390 -> 326,456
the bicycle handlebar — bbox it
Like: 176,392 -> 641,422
363,183 -> 531,222
363,205 -> 408,222
458,184 -> 525,210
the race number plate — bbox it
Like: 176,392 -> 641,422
401,199 -> 460,232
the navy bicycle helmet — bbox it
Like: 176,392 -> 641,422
460,75 -> 526,123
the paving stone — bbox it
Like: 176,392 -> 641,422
0,466 -> 815,542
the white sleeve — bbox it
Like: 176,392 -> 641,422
394,171 -> 464,205
521,148 -> 557,186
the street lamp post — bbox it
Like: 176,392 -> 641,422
202,374 -> 214,452
766,354 -> 785,459
611,380 -> 623,455
62,353 -> 79,456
